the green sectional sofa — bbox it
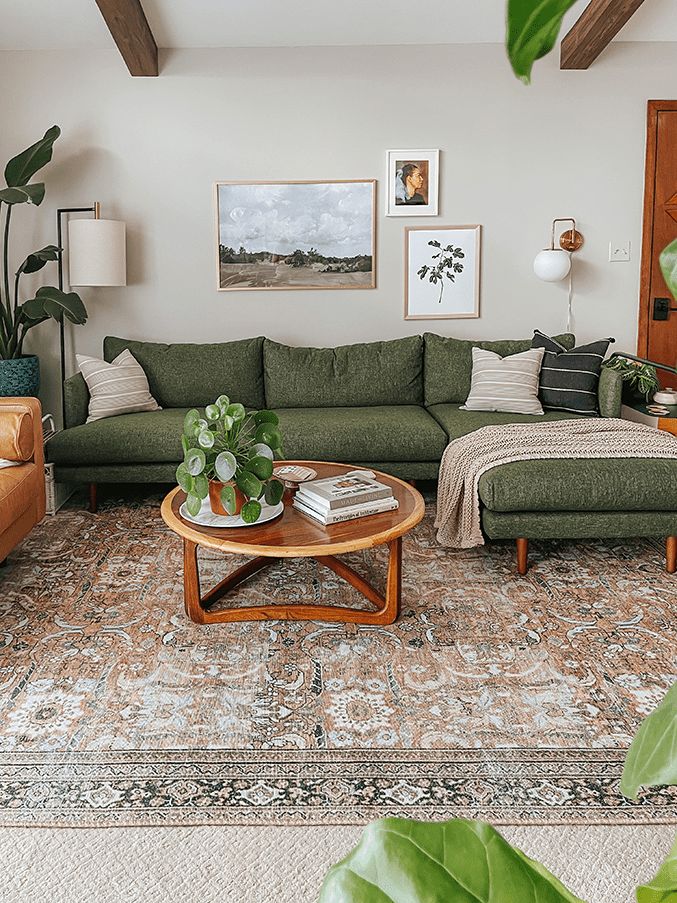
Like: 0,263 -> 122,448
47,331 -> 677,573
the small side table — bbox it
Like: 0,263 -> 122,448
622,402 -> 677,437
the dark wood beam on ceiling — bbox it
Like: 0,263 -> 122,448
95,0 -> 158,76
560,0 -> 647,70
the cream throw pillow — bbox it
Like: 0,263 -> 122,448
77,349 -> 161,423
461,346 -> 545,415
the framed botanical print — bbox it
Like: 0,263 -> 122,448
404,225 -> 481,320
215,179 -> 376,290
386,149 -> 439,216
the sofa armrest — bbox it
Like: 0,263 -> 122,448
64,372 -> 89,428
0,397 -> 45,519
598,367 -> 623,418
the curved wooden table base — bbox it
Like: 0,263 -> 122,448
182,536 -> 402,625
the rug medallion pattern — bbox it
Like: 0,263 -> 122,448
0,492 -> 675,826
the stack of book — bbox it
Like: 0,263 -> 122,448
293,470 -> 398,525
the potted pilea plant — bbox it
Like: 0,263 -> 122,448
176,396 -> 285,523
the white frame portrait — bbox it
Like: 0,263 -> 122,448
385,149 -> 439,217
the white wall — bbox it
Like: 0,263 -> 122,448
1,42 -> 676,421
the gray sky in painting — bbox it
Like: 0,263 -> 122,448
218,182 -> 373,257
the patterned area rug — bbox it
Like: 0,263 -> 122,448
0,490 -> 675,827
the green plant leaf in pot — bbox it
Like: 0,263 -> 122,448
0,183 -> 45,206
246,454 -> 273,481
254,410 -> 279,426
660,238 -> 677,302
264,478 -> 284,506
236,470 -> 262,500
17,244 -> 60,275
220,484 -> 237,515
254,423 -> 282,449
215,451 -> 237,482
197,429 -> 215,449
185,492 -> 202,517
21,286 -> 87,325
181,435 -> 190,455
226,402 -> 246,422
636,834 -> 677,903
205,404 -> 220,422
620,682 -> 677,799
216,394 -> 230,411
184,448 -> 206,476
4,125 -> 60,187
506,0 -> 578,84
252,442 -> 274,460
241,499 -> 262,524
176,463 -> 193,494
319,817 -> 584,903
193,473 -> 209,501
183,409 -> 200,436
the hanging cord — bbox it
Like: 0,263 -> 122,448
566,254 -> 573,333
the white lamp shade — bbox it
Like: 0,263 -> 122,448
68,218 -> 126,286
533,249 -> 571,282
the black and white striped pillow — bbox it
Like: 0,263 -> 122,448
531,331 -> 614,416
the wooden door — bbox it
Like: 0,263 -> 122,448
638,101 -> 677,379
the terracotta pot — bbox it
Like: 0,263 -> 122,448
208,480 -> 245,517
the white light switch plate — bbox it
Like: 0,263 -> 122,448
609,241 -> 631,262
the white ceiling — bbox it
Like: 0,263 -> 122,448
0,0 -> 675,50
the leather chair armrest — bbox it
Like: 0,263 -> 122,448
0,397 -> 45,519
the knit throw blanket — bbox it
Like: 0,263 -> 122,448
435,418 -> 677,549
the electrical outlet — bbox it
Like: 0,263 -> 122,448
609,241 -> 631,262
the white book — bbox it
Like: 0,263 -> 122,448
298,470 -> 392,510
293,495 -> 399,525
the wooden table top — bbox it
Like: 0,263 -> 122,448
161,461 -> 425,558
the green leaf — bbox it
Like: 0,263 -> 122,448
197,429 -> 215,449
215,394 -> 230,411
621,682 -> 677,799
254,423 -> 282,449
660,238 -> 677,302
636,834 -> 677,903
506,0 -> 578,84
21,286 -> 87,325
254,410 -> 279,426
214,450 -> 237,482
264,478 -> 284,506
184,447 -> 206,476
236,470 -> 262,500
205,404 -> 220,422
183,409 -> 200,436
319,818 -> 585,903
4,125 -> 60,187
185,492 -> 202,517
193,473 -> 209,500
252,442 -> 274,460
181,434 -> 190,455
227,402 -> 246,422
17,244 -> 60,275
0,183 -> 45,206
176,463 -> 193,493
240,499 -> 262,524
246,454 -> 273,481
220,483 -> 237,515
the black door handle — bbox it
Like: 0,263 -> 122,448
653,297 -> 677,320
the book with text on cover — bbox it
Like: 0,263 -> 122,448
293,495 -> 399,526
297,471 -> 393,510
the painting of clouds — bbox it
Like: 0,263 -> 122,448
216,180 -> 375,290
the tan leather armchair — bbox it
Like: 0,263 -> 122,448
0,397 -> 45,564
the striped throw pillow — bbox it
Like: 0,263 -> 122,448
461,346 -> 545,415
77,349 -> 161,423
531,331 -> 614,416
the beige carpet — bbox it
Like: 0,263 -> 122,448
0,824 -> 673,902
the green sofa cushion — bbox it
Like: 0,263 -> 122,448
274,406 -> 447,462
103,336 -> 265,409
478,458 -> 677,513
424,332 -> 576,406
482,509 -> 677,539
264,337 -> 423,408
48,409 -> 189,466
427,404 -> 580,441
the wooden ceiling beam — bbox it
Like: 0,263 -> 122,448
95,0 -> 158,76
561,0 -> 647,70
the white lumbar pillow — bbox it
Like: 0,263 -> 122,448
461,346 -> 545,415
77,348 -> 161,423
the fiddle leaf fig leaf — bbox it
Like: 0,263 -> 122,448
319,818 -> 585,903
0,183 -> 45,206
660,238 -> 677,302
5,125 -> 60,187
240,499 -> 262,524
636,834 -> 677,903
620,682 -> 677,799
506,0 -> 578,84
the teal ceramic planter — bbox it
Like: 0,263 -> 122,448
0,355 -> 40,397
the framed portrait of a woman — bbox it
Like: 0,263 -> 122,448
385,149 -> 439,217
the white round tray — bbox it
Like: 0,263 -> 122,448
179,497 -> 284,529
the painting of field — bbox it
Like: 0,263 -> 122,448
216,180 -> 375,291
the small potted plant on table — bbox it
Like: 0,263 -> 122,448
176,396 -> 285,523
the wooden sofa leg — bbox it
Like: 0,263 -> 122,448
667,536 -> 677,574
88,483 -> 98,514
516,538 -> 529,575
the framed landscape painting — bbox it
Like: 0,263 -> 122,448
215,180 -> 376,290
386,149 -> 439,216
405,225 -> 481,320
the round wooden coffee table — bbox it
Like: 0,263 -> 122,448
161,460 -> 425,626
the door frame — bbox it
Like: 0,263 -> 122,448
638,99 -> 677,357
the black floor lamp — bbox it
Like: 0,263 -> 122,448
56,202 -> 126,424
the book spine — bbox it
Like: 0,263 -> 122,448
298,486 -> 392,510
294,497 -> 399,525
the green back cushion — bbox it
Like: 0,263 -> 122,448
263,336 -> 424,408
424,332 -> 576,405
103,336 -> 265,409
